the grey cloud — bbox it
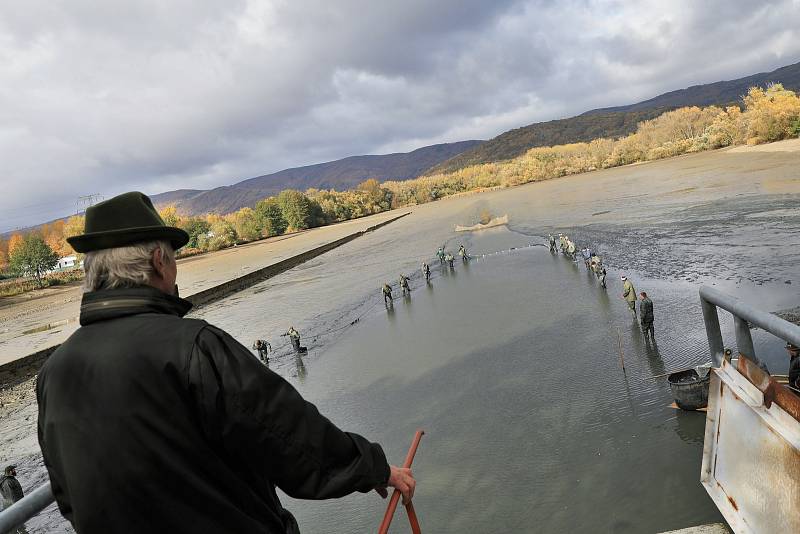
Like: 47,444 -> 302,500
1,0 -> 799,231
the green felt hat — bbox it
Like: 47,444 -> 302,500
67,192 -> 189,253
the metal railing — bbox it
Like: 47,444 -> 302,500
699,286 -> 800,533
700,286 -> 800,367
0,481 -> 54,533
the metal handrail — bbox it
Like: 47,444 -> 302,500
0,481 -> 54,533
700,285 -> 800,366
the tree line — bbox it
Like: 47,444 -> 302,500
160,179 -> 393,254
2,83 -> 799,291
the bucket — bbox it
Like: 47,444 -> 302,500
668,369 -> 710,410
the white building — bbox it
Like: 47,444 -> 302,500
53,255 -> 78,271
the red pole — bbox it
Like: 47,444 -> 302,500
377,430 -> 424,534
405,501 -> 422,534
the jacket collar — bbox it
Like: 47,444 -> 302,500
80,286 -> 193,326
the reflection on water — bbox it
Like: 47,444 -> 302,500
294,354 -> 307,382
673,410 -> 707,445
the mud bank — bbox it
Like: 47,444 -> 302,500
0,213 -> 412,395
0,210 -> 408,367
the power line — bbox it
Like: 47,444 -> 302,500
76,194 -> 103,215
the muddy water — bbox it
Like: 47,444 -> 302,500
196,208 -> 797,532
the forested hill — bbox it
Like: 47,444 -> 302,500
425,109 -> 667,175
585,61 -> 800,115
151,140 -> 482,215
426,61 -> 800,175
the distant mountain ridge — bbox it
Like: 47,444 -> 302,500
427,61 -> 800,175
151,140 -> 482,215
584,61 -> 800,115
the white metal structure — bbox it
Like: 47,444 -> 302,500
700,286 -> 800,534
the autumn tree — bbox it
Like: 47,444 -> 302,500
229,207 -> 262,242
179,217 -> 211,249
63,215 -> 86,255
7,233 -> 24,257
356,178 -> 393,213
254,197 -> 288,236
158,205 -> 180,227
197,218 -> 237,251
41,220 -> 68,257
277,190 -> 315,231
742,83 -> 800,143
9,234 -> 59,288
0,247 -> 7,273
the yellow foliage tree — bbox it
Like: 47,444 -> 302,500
7,233 -> 24,256
742,84 -> 800,144
158,205 -> 180,227
63,215 -> 86,255
43,220 -> 68,257
228,207 -> 262,242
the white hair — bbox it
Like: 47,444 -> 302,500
83,240 -> 174,292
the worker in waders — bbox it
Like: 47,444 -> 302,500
437,247 -> 445,263
548,234 -> 556,252
581,247 -> 592,267
284,326 -> 301,353
383,283 -> 393,304
252,339 -> 271,363
590,254 -> 602,276
0,465 -> 23,511
445,252 -> 455,268
422,263 -> 431,282
621,276 -> 637,316
786,343 -> 800,392
639,292 -> 654,339
400,275 -> 410,296
567,240 -> 576,260
599,267 -> 607,289
458,244 -> 467,261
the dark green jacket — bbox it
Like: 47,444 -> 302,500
0,475 -> 23,505
37,286 -> 389,533
640,297 -> 654,323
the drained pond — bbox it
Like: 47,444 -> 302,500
193,194 -> 800,532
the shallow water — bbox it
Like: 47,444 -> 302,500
196,214 -> 795,533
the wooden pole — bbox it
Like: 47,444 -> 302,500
617,327 -> 626,374
378,430 -> 425,534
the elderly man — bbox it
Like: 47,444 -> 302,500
37,192 -> 414,533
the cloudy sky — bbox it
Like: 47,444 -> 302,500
2,0 -> 799,231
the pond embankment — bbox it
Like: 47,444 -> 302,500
0,211 -> 409,388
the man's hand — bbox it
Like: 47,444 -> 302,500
375,465 -> 416,505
